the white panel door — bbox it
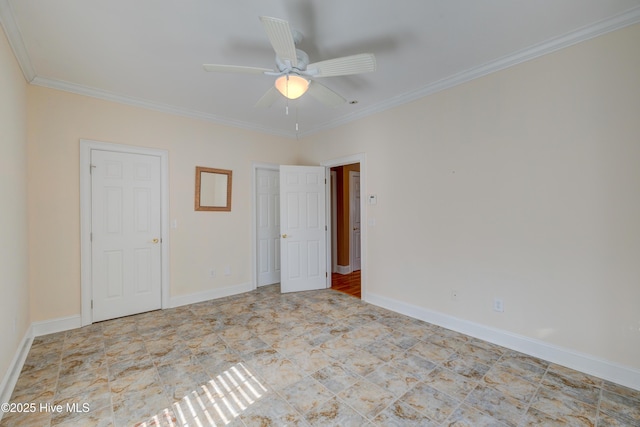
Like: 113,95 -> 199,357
256,168 -> 281,286
349,171 -> 361,271
91,150 -> 162,322
279,165 -> 327,293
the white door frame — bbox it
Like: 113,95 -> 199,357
80,139 -> 170,326
331,170 -> 338,273
349,171 -> 361,272
321,153 -> 366,300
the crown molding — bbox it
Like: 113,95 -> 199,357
0,0 -> 35,82
30,76 -> 296,138
3,2 -> 639,139
300,5 -> 640,137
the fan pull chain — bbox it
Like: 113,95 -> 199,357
285,74 -> 290,115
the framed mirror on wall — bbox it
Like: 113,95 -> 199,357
195,166 -> 232,211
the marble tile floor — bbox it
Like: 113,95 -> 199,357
2,284 -> 639,427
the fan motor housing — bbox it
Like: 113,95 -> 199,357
276,49 -> 309,73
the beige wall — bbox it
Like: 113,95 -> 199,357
301,23 -> 640,369
27,86 -> 299,321
0,28 -> 29,383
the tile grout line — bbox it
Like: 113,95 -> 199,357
103,330 -> 117,427
524,363 -> 552,424
594,384 -> 603,427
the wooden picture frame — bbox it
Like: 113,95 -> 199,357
195,166 -> 232,211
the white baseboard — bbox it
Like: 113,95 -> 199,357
28,284 -> 254,336
0,284 -> 254,416
31,315 -> 82,337
366,292 -> 640,392
336,265 -> 352,275
2,315 -> 81,417
0,328 -> 32,419
169,282 -> 253,308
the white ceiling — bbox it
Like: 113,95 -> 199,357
2,0 -> 640,138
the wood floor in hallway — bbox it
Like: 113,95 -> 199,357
331,270 -> 361,298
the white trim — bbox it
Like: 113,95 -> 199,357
80,139 -> 170,326
0,0 -> 36,82
251,163 -> 280,290
367,292 -> 640,392
336,265 -> 352,275
31,315 -> 81,337
31,77 -> 295,139
169,282 -> 253,308
348,171 -> 361,272
2,4 -> 637,138
0,328 -> 32,418
331,170 -> 337,274
321,153 -> 367,299
298,6 -> 640,137
0,278 -> 247,415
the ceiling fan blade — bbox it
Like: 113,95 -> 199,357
254,86 -> 281,108
307,53 -> 376,77
203,64 -> 272,74
259,16 -> 298,67
306,81 -> 346,107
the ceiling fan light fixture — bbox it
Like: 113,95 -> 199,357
275,74 -> 309,99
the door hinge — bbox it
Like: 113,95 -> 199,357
326,272 -> 328,278
90,232 -> 92,242
91,300 -> 93,309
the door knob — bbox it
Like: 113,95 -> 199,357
281,234 -> 288,238
152,238 -> 159,244
353,227 -> 359,231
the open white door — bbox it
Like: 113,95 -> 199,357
279,165 -> 327,293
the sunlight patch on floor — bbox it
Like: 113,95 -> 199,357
137,362 -> 268,426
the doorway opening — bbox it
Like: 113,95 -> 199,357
329,163 -> 361,298
252,154 -> 366,299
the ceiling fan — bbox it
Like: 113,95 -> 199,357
203,16 -> 376,108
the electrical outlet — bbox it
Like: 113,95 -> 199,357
209,269 -> 216,278
451,290 -> 458,301
493,298 -> 504,312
